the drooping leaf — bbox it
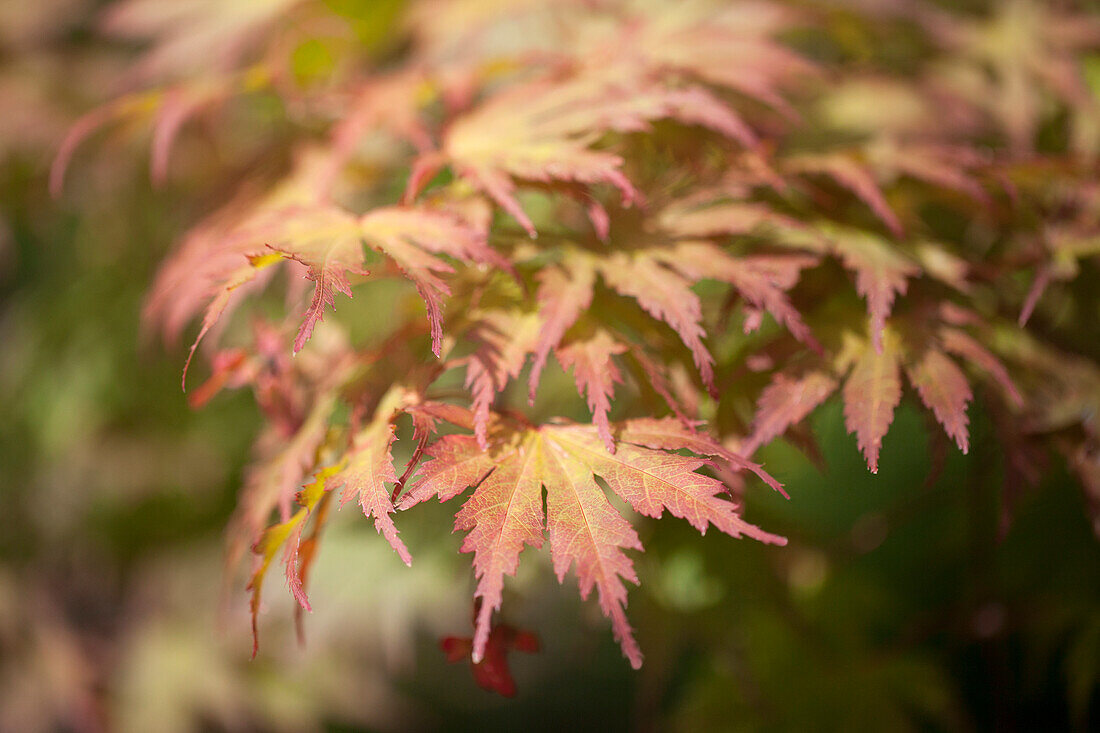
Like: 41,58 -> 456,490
259,205 -> 369,353
439,69 -> 759,236
827,228 -> 920,353
842,333 -> 903,473
906,347 -> 972,453
528,256 -> 596,403
401,417 -> 785,667
324,387 -> 413,568
464,310 -> 542,447
661,242 -> 817,348
614,417 -> 787,498
787,153 -> 904,238
938,326 -> 1024,407
599,252 -> 716,397
556,330 -> 626,452
744,369 -> 838,455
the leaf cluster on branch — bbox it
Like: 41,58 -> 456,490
55,0 -> 1100,680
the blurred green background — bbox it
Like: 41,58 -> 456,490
2,1 -> 1100,731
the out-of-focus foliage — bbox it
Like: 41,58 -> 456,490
3,0 -> 1100,730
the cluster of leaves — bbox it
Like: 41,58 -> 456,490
54,0 -> 1100,680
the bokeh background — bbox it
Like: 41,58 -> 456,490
2,1 -> 1100,731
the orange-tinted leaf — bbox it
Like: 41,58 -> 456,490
556,331 -> 626,452
542,436 -> 644,667
464,310 -> 542,447
441,71 -> 757,236
600,252 -> 716,397
528,257 -> 596,404
828,229 -> 920,352
405,417 -> 784,667
664,242 -> 817,347
615,417 -> 787,498
842,334 -> 902,473
324,388 -> 413,567
454,434 -> 546,663
787,153 -> 904,238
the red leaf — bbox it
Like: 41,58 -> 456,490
744,370 -> 838,455
441,622 -> 541,697
938,327 -> 1024,407
787,153 -> 904,238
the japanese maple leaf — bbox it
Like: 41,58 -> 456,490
599,251 -> 717,398
819,227 -> 920,353
435,69 -> 759,237
746,314 -> 1021,471
177,201 -> 492,364
441,619 -> 540,698
573,0 -> 814,120
743,369 -> 838,456
258,204 -> 369,353
98,0 -> 300,82
840,331 -> 903,474
556,330 -> 626,452
527,256 -> 597,404
398,416 -> 785,669
935,0 -> 1100,153
905,347 -> 972,454
463,310 -> 543,448
245,387 -> 413,655
323,388 -> 413,570
785,153 -> 904,238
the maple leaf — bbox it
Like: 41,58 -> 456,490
528,257 -> 597,404
464,310 -> 543,448
743,369 -> 838,456
246,387 -> 414,655
398,417 -> 785,668
935,0 -> 1100,153
175,200 -> 492,367
937,326 -> 1024,408
786,153 -> 904,238
324,388 -> 413,569
586,0 -> 814,119
144,150 -> 336,375
239,204 -> 367,354
823,227 -> 920,353
247,463 -> 335,657
905,347 -> 972,454
437,69 -> 760,236
357,206 -> 497,357
556,330 -> 626,452
841,332 -> 903,474
226,389 -> 339,584
440,618 -> 540,698
98,0 -> 300,82
599,251 -> 717,397
659,242 -> 818,349
50,81 -> 231,196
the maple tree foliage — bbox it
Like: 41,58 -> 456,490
54,0 -> 1100,693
